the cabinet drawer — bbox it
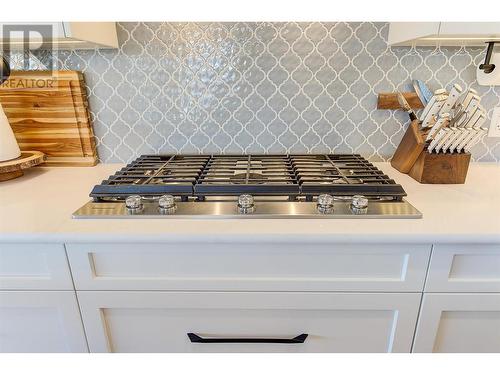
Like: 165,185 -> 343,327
66,243 -> 431,292
413,293 -> 500,353
0,291 -> 88,352
426,244 -> 500,292
77,291 -> 421,353
0,243 -> 73,290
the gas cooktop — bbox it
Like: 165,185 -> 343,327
73,154 -> 422,219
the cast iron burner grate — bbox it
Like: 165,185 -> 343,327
90,154 -> 406,201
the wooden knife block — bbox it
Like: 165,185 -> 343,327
391,120 -> 471,184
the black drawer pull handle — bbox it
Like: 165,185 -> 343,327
187,333 -> 308,344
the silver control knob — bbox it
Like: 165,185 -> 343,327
158,194 -> 177,214
351,195 -> 368,214
125,195 -> 143,213
238,194 -> 255,214
351,195 -> 368,209
317,194 -> 334,214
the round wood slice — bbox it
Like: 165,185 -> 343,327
0,151 -> 45,181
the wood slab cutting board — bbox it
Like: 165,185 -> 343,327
0,70 -> 98,166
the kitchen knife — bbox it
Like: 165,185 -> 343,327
425,113 -> 450,141
449,96 -> 480,128
421,93 -> 448,128
441,127 -> 463,153
428,128 -> 448,153
459,106 -> 484,129
448,109 -> 466,128
466,94 -> 480,109
412,79 -> 433,106
472,112 -> 487,129
450,118 -> 485,153
456,127 -> 480,153
464,128 -> 486,152
438,83 -> 463,116
420,89 -> 447,120
433,128 -> 455,153
397,91 -> 418,121
457,89 -> 478,111
449,127 -> 474,153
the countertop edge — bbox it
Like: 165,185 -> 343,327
1,233 -> 499,244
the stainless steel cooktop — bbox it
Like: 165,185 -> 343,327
73,154 -> 422,219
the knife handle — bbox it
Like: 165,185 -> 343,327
438,84 -> 463,116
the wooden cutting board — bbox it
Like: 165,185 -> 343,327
0,70 -> 98,166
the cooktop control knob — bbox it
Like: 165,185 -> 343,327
351,195 -> 368,214
238,194 -> 255,214
158,194 -> 177,214
317,194 -> 334,214
125,195 -> 143,213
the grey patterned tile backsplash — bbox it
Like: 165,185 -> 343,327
32,23 -> 500,161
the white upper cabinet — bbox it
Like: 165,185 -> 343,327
0,22 -> 118,49
388,22 -> 500,46
388,22 -> 440,46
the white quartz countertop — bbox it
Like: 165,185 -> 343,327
1,162 -> 499,243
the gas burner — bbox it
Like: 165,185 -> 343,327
88,154 -> 407,200
230,172 -> 267,184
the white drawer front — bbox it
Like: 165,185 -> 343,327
66,243 -> 431,292
0,291 -> 88,352
0,243 -> 73,290
426,244 -> 500,292
413,293 -> 500,353
77,291 -> 421,353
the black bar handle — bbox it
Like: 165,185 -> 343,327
187,333 -> 308,344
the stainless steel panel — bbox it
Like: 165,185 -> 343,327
73,200 -> 422,219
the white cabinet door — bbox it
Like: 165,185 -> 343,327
388,22 -> 440,46
440,22 -> 500,37
0,22 -> 118,49
0,22 -> 66,39
67,243 -> 430,292
413,294 -> 500,353
78,291 -> 421,353
388,22 -> 500,46
426,244 -> 500,292
0,243 -> 73,290
0,291 -> 88,352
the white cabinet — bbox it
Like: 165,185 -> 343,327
77,291 -> 421,353
426,244 -> 500,292
440,22 -> 500,38
0,243 -> 74,290
388,22 -> 440,46
413,294 -> 500,353
4,239 -> 499,353
0,22 -> 118,49
66,243 -> 431,292
0,291 -> 88,352
388,22 -> 500,46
